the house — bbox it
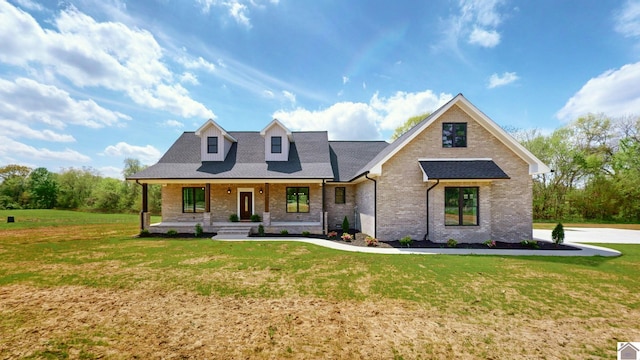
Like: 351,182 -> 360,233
619,342 -> 640,360
128,94 -> 550,243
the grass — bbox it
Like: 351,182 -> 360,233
0,210 -> 639,358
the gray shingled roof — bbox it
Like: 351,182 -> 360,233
129,131 -> 335,180
418,160 -> 510,180
328,141 -> 389,182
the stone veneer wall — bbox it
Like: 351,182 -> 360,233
375,104 -> 533,243
355,180 -> 376,238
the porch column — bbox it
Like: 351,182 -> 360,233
263,183 -> 271,226
140,183 -> 150,230
204,184 -> 212,226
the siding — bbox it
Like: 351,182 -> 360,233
263,126 -> 290,161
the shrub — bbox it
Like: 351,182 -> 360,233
447,238 -> 458,248
552,223 -> 565,245
195,223 -> 203,237
399,236 -> 412,247
250,214 -> 261,222
342,216 -> 350,233
483,239 -> 496,248
167,229 -> 178,237
520,240 -> 540,249
302,231 -> 311,236
365,236 -> 378,247
258,224 -> 265,236
229,213 -> 239,222
280,229 -> 289,235
139,229 -> 150,237
341,232 -> 353,242
327,231 -> 338,239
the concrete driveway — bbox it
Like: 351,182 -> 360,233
533,227 -> 640,244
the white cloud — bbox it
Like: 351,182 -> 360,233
615,0 -> 640,38
0,2 -> 214,119
370,90 -> 453,130
102,142 -> 162,164
282,90 -> 296,104
0,135 -> 91,163
178,56 -> 216,73
98,166 -> 124,179
263,90 -> 275,98
439,0 -> 507,51
342,76 -> 349,84
274,89 -> 453,140
0,77 -> 130,129
195,0 -> 278,28
487,71 -> 519,88
160,119 -> 185,128
557,62 -> 640,120
180,72 -> 199,85
469,27 -> 500,47
12,0 -> 44,11
0,120 -> 75,142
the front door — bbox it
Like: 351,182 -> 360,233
239,192 -> 252,220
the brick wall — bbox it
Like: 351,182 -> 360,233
324,184 -> 356,231
375,105 -> 532,243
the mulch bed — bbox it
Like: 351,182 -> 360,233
253,232 -> 580,250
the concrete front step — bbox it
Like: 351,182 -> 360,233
216,226 -> 252,236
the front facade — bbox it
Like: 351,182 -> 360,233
128,94 -> 549,243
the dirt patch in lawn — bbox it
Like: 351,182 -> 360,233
0,285 -> 636,359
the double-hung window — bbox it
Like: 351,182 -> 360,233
444,187 -> 478,226
442,123 -> 467,148
183,187 -> 205,213
335,187 -> 346,204
286,187 -> 309,213
271,136 -> 282,153
207,137 -> 218,153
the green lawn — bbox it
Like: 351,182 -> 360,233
0,210 -> 638,359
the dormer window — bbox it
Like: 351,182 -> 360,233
271,136 -> 282,154
207,136 -> 218,154
442,123 -> 467,148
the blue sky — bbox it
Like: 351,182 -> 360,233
1,0 -> 639,178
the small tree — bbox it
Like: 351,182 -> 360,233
552,223 -> 565,245
342,216 -> 350,233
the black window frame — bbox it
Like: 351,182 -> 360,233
442,122 -> 467,148
335,187 -> 346,204
271,136 -> 282,154
183,187 -> 206,213
444,186 -> 479,226
207,136 -> 218,154
286,187 -> 309,213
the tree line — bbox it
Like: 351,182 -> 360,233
0,159 -> 161,214
513,113 -> 640,222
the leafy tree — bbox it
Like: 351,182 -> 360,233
0,164 -> 32,209
56,167 -> 101,209
0,164 -> 31,181
391,112 -> 431,141
28,167 -> 58,209
91,177 -> 124,212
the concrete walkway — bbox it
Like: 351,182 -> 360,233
533,227 -> 640,244
213,229 -> 627,257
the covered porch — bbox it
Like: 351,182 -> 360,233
137,179 -> 328,235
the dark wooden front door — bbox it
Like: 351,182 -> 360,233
240,192 -> 252,220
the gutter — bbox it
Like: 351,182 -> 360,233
364,172 -> 377,238
424,179 -> 440,241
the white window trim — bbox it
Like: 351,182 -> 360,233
236,187 -> 255,218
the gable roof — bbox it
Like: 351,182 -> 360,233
129,131 -> 334,181
328,141 -> 389,182
260,118 -> 293,141
356,94 -> 551,178
195,119 -> 237,142
418,159 -> 510,181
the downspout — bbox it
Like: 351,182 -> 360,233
322,179 -> 326,235
364,173 -> 377,238
424,179 -> 440,241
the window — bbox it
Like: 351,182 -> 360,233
183,187 -> 205,213
335,187 -> 345,204
207,137 -> 218,153
442,123 -> 467,148
271,136 -> 282,153
286,187 -> 309,213
444,187 -> 478,226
